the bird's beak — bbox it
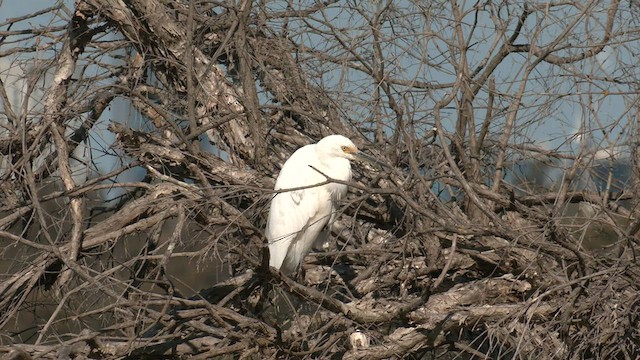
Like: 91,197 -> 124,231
354,151 -> 388,169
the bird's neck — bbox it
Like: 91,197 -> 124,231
318,157 -> 351,182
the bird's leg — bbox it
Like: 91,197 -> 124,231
312,227 -> 331,252
295,264 -> 306,282
314,206 -> 340,253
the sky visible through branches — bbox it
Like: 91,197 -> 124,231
2,1 -> 640,358
3,1 -> 636,185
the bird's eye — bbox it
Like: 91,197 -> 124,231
341,146 -> 348,152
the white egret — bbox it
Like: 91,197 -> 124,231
266,135 -> 379,274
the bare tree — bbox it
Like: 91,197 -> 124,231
1,0 -> 639,358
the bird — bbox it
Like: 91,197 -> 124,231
266,135 -> 379,274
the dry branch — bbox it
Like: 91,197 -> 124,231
1,0 -> 639,358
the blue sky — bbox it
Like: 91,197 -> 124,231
1,1 -> 636,198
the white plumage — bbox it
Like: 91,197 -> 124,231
266,135 -> 360,274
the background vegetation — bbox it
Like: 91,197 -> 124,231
1,0 -> 639,358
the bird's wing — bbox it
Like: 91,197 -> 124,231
266,145 -> 330,272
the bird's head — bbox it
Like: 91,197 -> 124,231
317,135 -> 359,160
317,135 -> 385,166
